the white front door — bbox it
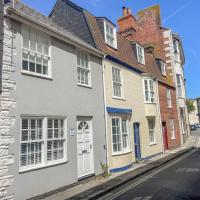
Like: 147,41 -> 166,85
77,119 -> 94,178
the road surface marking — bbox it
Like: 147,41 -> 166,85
105,150 -> 195,200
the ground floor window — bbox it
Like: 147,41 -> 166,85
111,117 -> 130,153
20,117 -> 67,171
148,117 -> 156,145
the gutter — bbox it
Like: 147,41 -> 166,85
5,6 -> 105,58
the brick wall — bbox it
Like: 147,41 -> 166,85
117,6 -> 181,150
158,83 -> 181,149
118,5 -> 166,60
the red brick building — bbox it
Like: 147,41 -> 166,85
117,6 -> 181,150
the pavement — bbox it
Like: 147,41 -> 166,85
32,129 -> 200,200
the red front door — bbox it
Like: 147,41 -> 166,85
163,123 -> 169,151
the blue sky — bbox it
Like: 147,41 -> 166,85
21,0 -> 200,98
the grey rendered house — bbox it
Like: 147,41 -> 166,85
0,1 -> 106,199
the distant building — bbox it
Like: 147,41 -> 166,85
188,98 -> 200,125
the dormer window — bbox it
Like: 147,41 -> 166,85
160,61 -> 166,76
104,21 -> 117,49
136,43 -> 145,65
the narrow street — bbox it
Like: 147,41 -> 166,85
98,130 -> 200,200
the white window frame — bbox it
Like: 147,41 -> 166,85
143,79 -> 155,103
76,49 -> 91,87
21,25 -> 51,78
111,117 -> 131,155
167,89 -> 172,108
161,61 -> 166,76
176,74 -> 182,97
169,119 -> 176,139
104,20 -> 117,49
136,43 -> 145,65
20,116 -> 67,172
147,117 -> 156,145
112,67 -> 124,99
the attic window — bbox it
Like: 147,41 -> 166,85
136,44 -> 145,65
104,21 -> 117,49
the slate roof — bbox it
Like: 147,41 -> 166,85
5,0 -> 94,49
49,0 -> 95,47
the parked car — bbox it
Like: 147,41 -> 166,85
190,125 -> 197,131
195,124 -> 200,128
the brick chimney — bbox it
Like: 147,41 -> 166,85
118,7 -> 138,39
118,5 -> 165,59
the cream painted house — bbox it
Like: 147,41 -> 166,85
104,58 -> 163,172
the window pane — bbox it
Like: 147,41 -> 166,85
23,28 -> 29,49
36,54 -> 42,74
20,118 -> 43,168
43,37 -> 49,55
29,52 -> 36,72
30,31 -> 36,51
22,50 -> 29,71
37,33 -> 43,53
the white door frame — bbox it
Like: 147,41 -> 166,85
77,118 -> 94,178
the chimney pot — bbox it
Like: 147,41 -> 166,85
122,6 -> 127,16
127,8 -> 132,15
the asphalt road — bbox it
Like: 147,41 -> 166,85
98,136 -> 200,200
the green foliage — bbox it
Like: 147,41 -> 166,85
100,161 -> 110,178
187,100 -> 195,113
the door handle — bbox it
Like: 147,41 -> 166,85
90,144 -> 92,149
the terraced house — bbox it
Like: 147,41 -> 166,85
50,0 -> 165,173
1,1 -> 107,199
117,6 -> 182,150
0,0 -> 189,199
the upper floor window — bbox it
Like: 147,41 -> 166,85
176,74 -> 182,97
143,79 -> 155,103
136,44 -> 145,65
22,26 -> 50,77
77,50 -> 91,87
173,40 -> 180,62
161,61 -> 166,76
111,117 -> 130,154
112,67 -> 123,98
104,21 -> 117,49
169,119 -> 175,139
167,89 -> 172,108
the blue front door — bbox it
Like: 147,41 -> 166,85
133,122 -> 141,160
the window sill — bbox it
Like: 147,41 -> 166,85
77,83 -> 92,89
21,71 -> 53,81
149,142 -> 157,146
106,43 -> 118,51
112,149 -> 132,156
144,102 -> 156,105
19,160 -> 68,174
112,96 -> 126,101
